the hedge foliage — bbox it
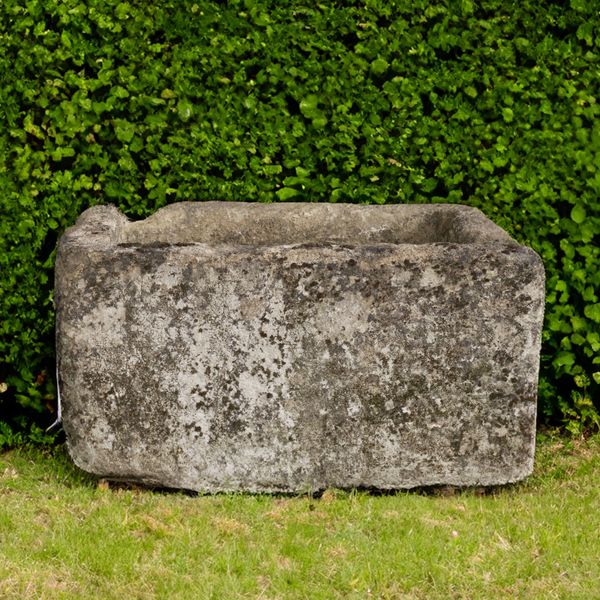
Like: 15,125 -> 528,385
1,0 -> 599,445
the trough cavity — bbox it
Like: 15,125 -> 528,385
116,202 -> 516,246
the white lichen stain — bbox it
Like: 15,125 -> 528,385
419,266 -> 443,288
347,398 -> 362,417
79,302 -> 126,346
312,292 -> 372,340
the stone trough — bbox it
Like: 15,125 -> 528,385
55,202 -> 545,492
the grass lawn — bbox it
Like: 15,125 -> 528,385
1,432 -> 598,599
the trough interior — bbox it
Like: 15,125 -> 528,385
117,202 -> 512,247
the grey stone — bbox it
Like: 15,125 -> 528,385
55,202 -> 545,492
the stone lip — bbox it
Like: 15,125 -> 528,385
60,201 -> 517,248
56,202 -> 545,493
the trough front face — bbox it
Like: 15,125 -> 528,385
56,202 -> 545,492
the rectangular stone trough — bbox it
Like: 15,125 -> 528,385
56,202 -> 545,492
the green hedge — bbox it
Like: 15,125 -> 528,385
1,0 -> 599,445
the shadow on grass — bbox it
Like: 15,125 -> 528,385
50,449 -> 527,501
5,427 -> 597,502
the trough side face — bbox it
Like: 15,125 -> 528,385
56,203 -> 545,492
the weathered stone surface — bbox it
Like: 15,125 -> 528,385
56,202 -> 545,492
